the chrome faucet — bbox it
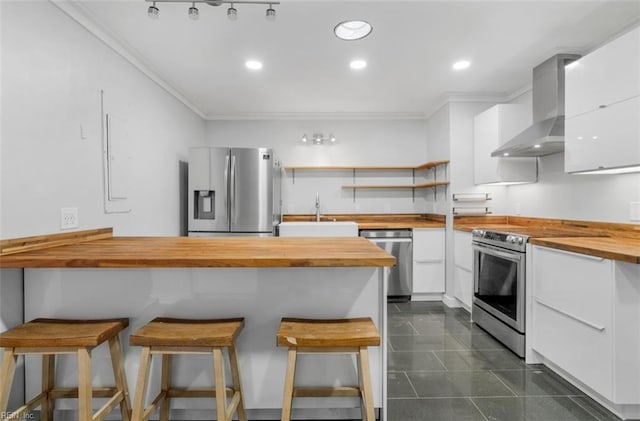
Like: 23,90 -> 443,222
315,192 -> 321,222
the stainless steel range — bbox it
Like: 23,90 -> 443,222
472,229 -> 528,357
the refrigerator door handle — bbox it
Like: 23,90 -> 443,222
224,154 -> 230,224
231,154 -> 237,224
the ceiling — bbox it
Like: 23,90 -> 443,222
65,0 -> 640,119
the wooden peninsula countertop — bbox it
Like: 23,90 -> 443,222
0,232 -> 396,268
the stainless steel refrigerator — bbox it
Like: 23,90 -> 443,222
188,147 -> 281,237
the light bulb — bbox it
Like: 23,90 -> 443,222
302,134 -> 308,143
227,5 -> 238,20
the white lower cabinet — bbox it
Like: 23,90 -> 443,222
412,228 -> 445,294
531,245 -> 640,416
453,230 -> 473,308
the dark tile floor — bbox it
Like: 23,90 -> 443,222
387,301 -> 627,421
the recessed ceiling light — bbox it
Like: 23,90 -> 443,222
334,20 -> 372,41
533,144 -> 541,149
350,59 -> 367,70
452,60 -> 471,70
245,60 -> 263,70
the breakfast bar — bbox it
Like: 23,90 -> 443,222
0,230 -> 395,420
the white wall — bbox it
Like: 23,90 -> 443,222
205,119 -> 432,214
0,1 -> 206,239
505,90 -> 640,223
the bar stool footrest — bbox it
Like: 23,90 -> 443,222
293,386 -> 362,398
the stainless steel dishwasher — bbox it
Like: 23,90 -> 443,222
360,229 -> 413,301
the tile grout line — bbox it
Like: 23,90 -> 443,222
568,395 -> 612,421
430,350 -> 449,371
489,371 -> 519,397
402,371 -> 420,398
468,397 -> 491,421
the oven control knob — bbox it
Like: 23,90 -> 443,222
516,237 -> 524,245
473,229 -> 485,238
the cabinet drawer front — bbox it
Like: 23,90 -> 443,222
453,231 -> 472,270
412,260 -> 445,293
565,95 -> 640,173
533,246 -> 612,327
413,229 -> 445,260
533,300 -> 613,400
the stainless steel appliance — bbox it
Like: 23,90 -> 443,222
188,147 -> 281,237
472,229 -> 528,357
360,229 -> 412,301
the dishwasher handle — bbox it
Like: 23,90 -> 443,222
367,238 -> 413,244
360,230 -> 412,239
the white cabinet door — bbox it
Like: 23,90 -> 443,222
412,228 -> 445,294
473,104 -> 537,185
453,231 -> 473,308
531,246 -> 614,399
565,27 -> 640,119
565,95 -> 640,173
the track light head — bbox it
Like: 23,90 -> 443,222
148,2 -> 159,19
188,3 -> 199,20
265,4 -> 276,21
227,4 -> 238,20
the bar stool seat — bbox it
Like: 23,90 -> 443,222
277,317 -> 381,421
0,318 -> 131,421
129,317 -> 247,421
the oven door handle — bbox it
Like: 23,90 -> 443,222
473,243 -> 523,262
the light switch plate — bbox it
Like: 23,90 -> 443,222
60,207 -> 79,229
630,202 -> 640,222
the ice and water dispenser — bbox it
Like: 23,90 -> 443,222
195,190 -> 215,220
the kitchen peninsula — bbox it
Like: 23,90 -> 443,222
0,229 -> 394,420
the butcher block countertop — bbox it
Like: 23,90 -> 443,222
454,215 -> 640,264
283,213 -> 445,229
0,231 -> 395,268
530,237 -> 640,265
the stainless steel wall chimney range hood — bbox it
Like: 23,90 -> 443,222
492,54 -> 581,158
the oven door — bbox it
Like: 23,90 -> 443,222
472,242 -> 525,333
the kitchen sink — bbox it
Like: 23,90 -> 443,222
278,221 -> 358,237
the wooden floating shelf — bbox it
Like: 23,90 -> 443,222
342,182 -> 450,189
285,160 -> 449,171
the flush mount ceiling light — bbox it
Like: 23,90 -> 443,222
452,60 -> 471,70
334,20 -> 373,41
301,133 -> 336,145
350,59 -> 367,70
245,60 -> 263,70
145,0 -> 279,21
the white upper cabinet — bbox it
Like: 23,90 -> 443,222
565,27 -> 640,119
565,26 -> 640,174
473,104 -> 538,185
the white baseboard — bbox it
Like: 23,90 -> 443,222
411,293 -> 443,302
442,294 -> 461,308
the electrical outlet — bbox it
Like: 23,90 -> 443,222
60,207 -> 79,230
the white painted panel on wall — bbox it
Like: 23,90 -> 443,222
106,113 -> 131,201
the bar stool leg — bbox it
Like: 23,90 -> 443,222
160,354 -> 172,421
357,347 -> 375,421
228,345 -> 247,421
41,355 -> 55,421
108,336 -> 132,421
132,346 -> 152,421
77,348 -> 93,421
213,348 -> 228,421
0,348 -> 17,413
280,348 -> 297,421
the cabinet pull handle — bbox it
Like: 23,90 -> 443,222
598,104 -> 607,108
536,246 -> 605,261
414,259 -> 443,263
535,298 -> 605,331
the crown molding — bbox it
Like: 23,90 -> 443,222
204,111 -> 429,121
49,0 -> 206,120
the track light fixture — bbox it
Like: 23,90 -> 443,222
145,0 -> 279,21
188,2 -> 199,20
301,133 -> 336,145
147,1 -> 159,19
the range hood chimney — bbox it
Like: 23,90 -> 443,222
492,53 -> 581,158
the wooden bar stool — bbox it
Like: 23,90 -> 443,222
276,317 -> 381,421
129,317 -> 247,421
0,318 -> 131,421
